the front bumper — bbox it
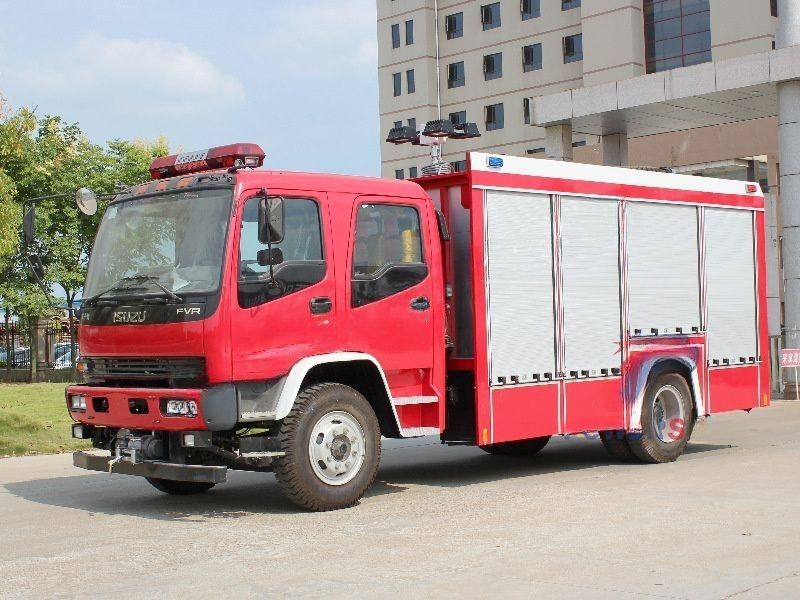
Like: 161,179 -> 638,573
66,383 -> 237,431
73,451 -> 227,484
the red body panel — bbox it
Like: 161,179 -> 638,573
708,366 -> 760,413
491,384 -> 560,442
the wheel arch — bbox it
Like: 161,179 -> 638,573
273,352 -> 401,438
629,357 -> 702,431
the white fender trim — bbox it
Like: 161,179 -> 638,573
273,352 -> 435,438
629,356 -> 704,431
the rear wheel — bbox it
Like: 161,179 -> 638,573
273,383 -> 381,511
600,431 -> 637,461
146,478 -> 215,495
481,436 -> 551,456
627,372 -> 695,463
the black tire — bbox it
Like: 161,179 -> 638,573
273,383 -> 381,511
599,431 -> 637,462
481,436 -> 551,456
145,478 -> 215,495
627,372 -> 695,463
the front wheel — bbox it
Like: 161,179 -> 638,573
627,372 -> 695,463
481,436 -> 551,456
273,383 -> 381,511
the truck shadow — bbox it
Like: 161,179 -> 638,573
3,438 -> 732,520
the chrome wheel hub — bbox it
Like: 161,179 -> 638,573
652,385 -> 686,443
308,411 -> 366,486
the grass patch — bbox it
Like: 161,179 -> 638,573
0,383 -> 91,457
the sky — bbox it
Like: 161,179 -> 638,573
0,0 -> 381,176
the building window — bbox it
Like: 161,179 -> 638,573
409,166 -> 418,178
405,19 -> 414,45
771,0 -> 778,17
483,52 -> 503,80
391,24 -> 400,49
451,160 -> 467,172
406,69 -> 416,94
447,61 -> 465,88
481,2 -> 501,30
395,169 -> 404,179
521,0 -> 540,20
562,0 -> 581,10
446,12 -> 464,39
408,118 -> 417,133
523,43 -> 543,71
392,72 -> 401,96
644,0 -> 711,73
449,110 -> 466,126
523,97 -> 531,125
485,103 -> 504,131
563,33 -> 583,63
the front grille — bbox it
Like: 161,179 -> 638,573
84,357 -> 206,388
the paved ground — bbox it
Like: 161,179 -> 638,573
1,403 -> 799,599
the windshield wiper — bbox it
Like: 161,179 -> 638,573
84,274 -> 184,305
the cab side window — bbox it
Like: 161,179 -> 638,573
352,203 -> 427,306
239,196 -> 325,308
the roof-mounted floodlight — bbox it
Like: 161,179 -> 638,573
422,119 -> 455,138
451,122 -> 482,140
386,126 -> 418,144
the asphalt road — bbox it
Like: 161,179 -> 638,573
1,402 -> 799,599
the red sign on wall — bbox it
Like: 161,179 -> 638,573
780,349 -> 800,368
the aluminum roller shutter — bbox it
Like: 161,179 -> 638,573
705,208 -> 757,363
561,197 -> 622,374
626,202 -> 701,335
485,191 -> 555,384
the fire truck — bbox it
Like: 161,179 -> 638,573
67,142 -> 769,511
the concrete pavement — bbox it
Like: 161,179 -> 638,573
1,402 -> 799,599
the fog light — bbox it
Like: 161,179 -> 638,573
165,399 -> 197,417
183,434 -> 195,447
70,395 -> 87,411
71,423 -> 93,439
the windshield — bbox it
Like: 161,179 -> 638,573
83,189 -> 233,299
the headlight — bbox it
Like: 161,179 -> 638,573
70,395 -> 87,411
164,399 -> 197,417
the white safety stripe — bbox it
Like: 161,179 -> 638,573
470,152 -> 764,199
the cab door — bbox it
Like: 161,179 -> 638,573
230,189 -> 338,381
344,196 -> 438,404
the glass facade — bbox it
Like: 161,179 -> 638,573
644,0 -> 711,73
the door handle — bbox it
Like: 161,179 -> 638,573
410,296 -> 430,311
310,297 -> 332,314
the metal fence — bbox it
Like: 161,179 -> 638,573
0,320 -> 78,370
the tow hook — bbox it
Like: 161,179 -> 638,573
108,454 -> 125,473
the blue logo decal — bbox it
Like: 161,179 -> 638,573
487,156 -> 504,169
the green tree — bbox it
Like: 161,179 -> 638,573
0,100 -> 169,377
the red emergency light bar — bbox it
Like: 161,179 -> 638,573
148,143 -> 266,180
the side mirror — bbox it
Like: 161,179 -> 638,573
22,206 -> 35,246
27,254 -> 45,280
258,196 -> 285,244
257,247 -> 284,267
75,188 -> 98,216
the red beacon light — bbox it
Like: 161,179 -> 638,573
148,143 -> 266,180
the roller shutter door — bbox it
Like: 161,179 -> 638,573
485,191 -> 555,384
